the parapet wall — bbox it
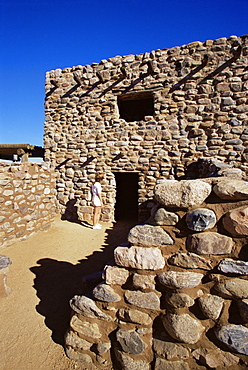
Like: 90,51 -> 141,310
0,162 -> 58,247
44,35 -> 248,222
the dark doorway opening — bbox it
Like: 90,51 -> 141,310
118,93 -> 154,122
114,172 -> 139,221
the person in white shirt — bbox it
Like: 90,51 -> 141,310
91,173 -> 104,229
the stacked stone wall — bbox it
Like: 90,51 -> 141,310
0,162 -> 58,247
65,177 -> 248,369
44,35 -> 248,222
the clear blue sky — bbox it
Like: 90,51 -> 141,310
0,0 -> 247,147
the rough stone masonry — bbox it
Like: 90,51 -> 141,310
44,34 -> 248,223
65,177 -> 248,369
0,162 -> 57,247
44,35 -> 248,369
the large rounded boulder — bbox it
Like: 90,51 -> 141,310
154,180 -> 211,210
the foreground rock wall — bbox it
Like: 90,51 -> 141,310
0,162 -> 58,247
65,177 -> 248,369
44,35 -> 248,221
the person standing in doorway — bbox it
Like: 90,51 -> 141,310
91,173 -> 104,229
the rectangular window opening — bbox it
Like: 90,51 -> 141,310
117,93 -> 154,122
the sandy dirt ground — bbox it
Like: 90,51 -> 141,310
0,217 -> 135,370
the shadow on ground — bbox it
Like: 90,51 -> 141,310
30,220 -> 136,346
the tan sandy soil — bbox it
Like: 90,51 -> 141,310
0,217 -> 135,370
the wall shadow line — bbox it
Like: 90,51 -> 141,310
30,220 -> 135,346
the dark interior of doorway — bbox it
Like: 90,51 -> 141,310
114,172 -> 138,221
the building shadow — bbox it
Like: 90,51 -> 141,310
61,199 -> 80,223
30,219 -> 136,346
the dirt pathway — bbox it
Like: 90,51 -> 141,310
0,217 -> 135,370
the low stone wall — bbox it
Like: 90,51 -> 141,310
65,177 -> 248,369
0,162 -> 58,247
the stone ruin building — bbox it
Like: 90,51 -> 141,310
42,34 -> 248,369
1,34 -> 248,369
44,34 -> 248,224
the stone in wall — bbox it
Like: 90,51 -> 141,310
168,252 -> 212,270
114,350 -> 150,370
103,265 -> 129,285
213,276 -> 248,299
192,348 -> 239,368
116,329 -> 146,355
153,338 -> 190,360
197,158 -> 245,179
150,208 -> 179,226
118,308 -> 152,325
213,179 -> 248,200
161,313 -> 205,344
158,271 -> 203,289
215,325 -> 248,355
223,205 -> 248,236
165,293 -> 195,309
154,358 -> 190,370
218,258 -> 248,275
132,273 -> 156,290
92,283 -> 121,302
70,315 -> 102,338
187,232 -> 233,255
69,295 -> 113,320
124,290 -> 161,310
127,225 -> 173,247
198,294 -> 224,320
185,208 -> 216,231
114,246 -> 165,270
154,180 -> 212,210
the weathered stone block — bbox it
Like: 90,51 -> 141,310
158,271 -> 203,289
215,324 -> 248,355
118,308 -> 152,325
132,273 -> 156,290
92,282 -> 121,302
186,208 -> 216,231
218,258 -> 248,275
152,208 -> 179,226
223,205 -> 248,236
214,277 -> 248,299
192,347 -> 239,368
187,232 -> 233,255
69,295 -> 113,320
64,329 -> 92,350
153,338 -> 189,360
213,179 -> 248,200
114,246 -> 165,270
162,313 -> 205,344
116,329 -> 146,355
103,265 -> 129,285
125,290 -> 161,310
128,225 -> 173,247
166,293 -> 195,308
154,180 -> 211,209
168,252 -> 212,270
198,294 -> 224,320
115,349 -> 150,370
70,315 -> 102,338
